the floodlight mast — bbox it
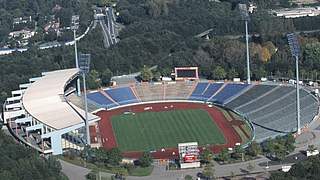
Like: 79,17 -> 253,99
72,15 -> 81,96
287,33 -> 301,135
239,4 -> 251,84
79,53 -> 91,145
245,20 -> 250,84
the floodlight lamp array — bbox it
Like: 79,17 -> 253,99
287,33 -> 301,57
78,53 -> 91,74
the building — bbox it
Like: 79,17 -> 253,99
2,69 -> 100,155
13,16 -> 32,25
9,29 -> 35,39
44,20 -> 60,33
272,7 -> 320,18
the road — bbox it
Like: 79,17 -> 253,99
196,28 -> 320,40
59,159 -> 90,180
61,117 -> 320,180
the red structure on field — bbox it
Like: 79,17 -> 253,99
96,102 -> 242,159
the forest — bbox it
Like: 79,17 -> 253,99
0,0 -> 93,46
2,0 -> 320,104
270,154 -> 320,180
1,0 -> 320,104
0,130 -> 66,179
1,0 -> 320,179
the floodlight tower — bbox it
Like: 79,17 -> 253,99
287,33 -> 301,135
239,4 -> 251,84
71,15 -> 81,96
79,53 -> 91,145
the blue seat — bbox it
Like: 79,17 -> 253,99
189,83 -> 209,101
203,83 -> 223,99
105,87 -> 139,105
87,92 -> 116,108
211,84 -> 249,104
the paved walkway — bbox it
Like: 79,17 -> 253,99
59,160 -> 90,180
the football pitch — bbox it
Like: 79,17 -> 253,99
111,109 -> 226,152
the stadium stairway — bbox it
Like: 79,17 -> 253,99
164,81 -> 195,100
135,83 -> 164,102
187,81 -> 199,98
222,84 -> 253,105
232,85 -> 281,111
104,87 -> 139,105
235,86 -> 292,113
207,83 -> 226,101
130,86 -> 142,102
189,82 -> 209,101
100,90 -> 120,105
210,83 -> 251,104
225,85 -> 277,109
244,89 -> 296,115
203,83 -> 224,101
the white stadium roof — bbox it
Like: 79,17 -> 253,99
22,68 -> 100,130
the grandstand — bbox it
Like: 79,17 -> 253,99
87,91 -> 117,108
2,69 -> 100,155
84,81 -> 318,142
104,87 -> 139,105
211,83 -> 251,104
2,68 -> 319,155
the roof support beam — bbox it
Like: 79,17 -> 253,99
15,116 -> 32,124
26,123 -> 43,132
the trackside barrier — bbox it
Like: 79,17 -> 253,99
214,104 -> 255,149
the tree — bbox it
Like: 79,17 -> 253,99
0,131 -> 65,180
93,148 -> 109,164
153,71 -> 161,81
202,163 -> 214,179
100,68 -> 113,86
81,145 -> 94,163
139,152 -> 153,167
232,145 -> 245,161
211,66 -> 226,80
261,47 -> 271,62
200,148 -> 213,164
140,66 -> 153,82
263,41 -> 277,54
270,154 -> 320,179
274,143 -> 286,161
227,68 -> 239,80
217,148 -> 230,162
108,148 -> 123,166
247,141 -> 262,157
304,42 -> 320,70
252,66 -> 267,80
284,133 -> 295,153
86,172 -> 96,180
87,70 -> 102,89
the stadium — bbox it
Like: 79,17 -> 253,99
2,67 -> 319,161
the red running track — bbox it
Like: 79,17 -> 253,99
96,102 -> 241,159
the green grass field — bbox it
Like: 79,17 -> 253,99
111,109 -> 225,152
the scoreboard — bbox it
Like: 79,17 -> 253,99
174,67 -> 199,81
178,142 -> 201,169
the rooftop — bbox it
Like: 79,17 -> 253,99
22,68 -> 100,130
